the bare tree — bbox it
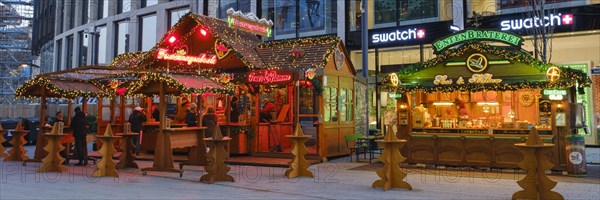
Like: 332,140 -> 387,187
527,0 -> 557,64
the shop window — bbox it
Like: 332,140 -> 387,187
498,0 -> 575,10
299,86 -> 316,115
347,0 -> 362,31
263,0 -> 337,40
398,0 -> 438,22
324,85 -> 338,123
374,0 -> 397,26
219,0 -> 251,19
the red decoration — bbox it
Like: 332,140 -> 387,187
156,48 -> 217,65
115,88 -> 127,96
287,49 -> 305,62
248,70 -> 293,84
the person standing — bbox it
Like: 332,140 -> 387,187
128,107 -> 147,156
152,105 -> 160,122
71,107 -> 89,166
202,107 -> 218,137
230,96 -> 239,123
260,99 -> 275,122
185,103 -> 199,127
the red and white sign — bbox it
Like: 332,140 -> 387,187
156,48 -> 217,65
500,13 -> 573,31
248,70 -> 292,84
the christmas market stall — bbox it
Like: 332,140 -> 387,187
384,29 -> 591,170
131,11 -> 357,162
14,65 -> 143,164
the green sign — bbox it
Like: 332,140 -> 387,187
543,89 -> 567,96
433,29 -> 523,53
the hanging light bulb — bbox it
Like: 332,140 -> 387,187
483,105 -> 490,113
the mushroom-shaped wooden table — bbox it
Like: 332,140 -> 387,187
37,123 -> 67,172
372,126 -> 412,191
200,125 -> 234,184
5,121 -> 30,162
0,124 -> 8,158
512,127 -> 564,200
93,125 -> 121,177
284,123 -> 314,179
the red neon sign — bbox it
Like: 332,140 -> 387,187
156,48 -> 217,65
248,70 -> 292,84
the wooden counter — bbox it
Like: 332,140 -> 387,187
141,122 -> 186,153
163,127 -> 207,166
404,131 -> 560,170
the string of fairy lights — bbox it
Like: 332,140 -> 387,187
384,41 -> 591,93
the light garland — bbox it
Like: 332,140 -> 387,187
126,73 -> 234,96
387,41 -> 591,93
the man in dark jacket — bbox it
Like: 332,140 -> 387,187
185,103 -> 198,127
128,107 -> 147,156
71,107 -> 88,166
202,107 -> 218,137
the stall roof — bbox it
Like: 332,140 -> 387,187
256,36 -> 342,69
127,73 -> 233,96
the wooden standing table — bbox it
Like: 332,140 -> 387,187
200,137 -> 234,183
142,127 -> 206,177
513,143 -> 563,200
0,129 -> 7,158
116,133 -> 140,169
37,133 -> 67,172
5,129 -> 29,162
93,135 -> 121,177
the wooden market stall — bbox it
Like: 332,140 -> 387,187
385,29 -> 591,170
130,12 -> 357,161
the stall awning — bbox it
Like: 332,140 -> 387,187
15,77 -> 106,98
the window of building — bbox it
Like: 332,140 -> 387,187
347,0 -> 442,31
374,0 -> 397,27
142,0 -> 159,7
66,35 -> 74,69
115,21 -> 129,56
56,39 -> 62,70
98,0 -> 108,19
95,26 -> 107,64
58,0 -> 64,33
263,0 -> 337,40
81,0 -> 89,25
168,7 -> 190,28
78,31 -> 89,66
139,14 -> 157,51
218,0 -> 251,19
68,0 -> 75,29
118,0 -> 132,13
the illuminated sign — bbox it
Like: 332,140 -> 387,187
371,28 -> 425,44
389,73 -> 399,86
469,73 -> 502,84
305,68 -> 316,80
466,53 -> 488,73
543,90 -> 567,96
248,70 -> 292,84
501,13 -> 573,31
432,73 -> 501,85
546,66 -> 561,82
432,30 -> 523,53
156,48 -> 217,65
227,8 -> 273,37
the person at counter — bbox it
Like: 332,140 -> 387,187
202,107 -> 218,137
152,105 -> 160,122
230,96 -> 239,123
185,103 -> 198,127
45,111 -> 64,128
128,107 -> 147,156
260,99 -> 275,122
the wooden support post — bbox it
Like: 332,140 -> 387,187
372,126 -> 412,191
285,124 -> 313,178
33,87 -> 48,161
146,97 -> 153,121
5,122 -> 30,161
120,97 -> 125,127
67,99 -> 73,126
82,97 -> 88,113
37,123 -> 67,172
512,128 -> 564,200
93,125 -> 120,177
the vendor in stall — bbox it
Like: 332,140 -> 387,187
185,103 -> 198,127
45,111 -> 64,127
260,99 -> 275,122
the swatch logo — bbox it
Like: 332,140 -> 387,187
372,28 -> 425,44
500,13 -> 573,31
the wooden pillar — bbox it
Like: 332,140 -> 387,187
110,98 -> 115,124
146,97 -> 153,121
39,87 -> 47,133
82,97 -> 88,113
97,98 -> 103,135
120,96 -> 126,126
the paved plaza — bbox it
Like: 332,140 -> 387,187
0,146 -> 598,199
